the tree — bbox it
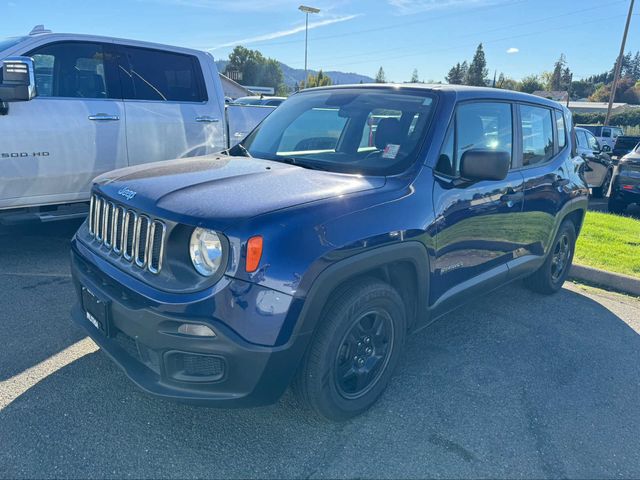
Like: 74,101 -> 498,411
495,73 -> 519,91
375,67 -> 386,83
445,62 -> 467,84
224,46 -> 285,93
570,79 -> 596,99
518,75 -> 544,93
550,54 -> 567,90
300,69 -> 332,89
465,44 -> 488,86
589,76 -> 639,104
410,69 -> 419,83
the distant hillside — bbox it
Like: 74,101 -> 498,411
215,60 -> 373,89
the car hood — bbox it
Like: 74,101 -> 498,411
94,155 -> 385,229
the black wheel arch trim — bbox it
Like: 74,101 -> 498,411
291,241 -> 430,340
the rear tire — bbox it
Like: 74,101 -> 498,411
293,278 -> 406,421
608,196 -> 627,214
524,220 -> 576,295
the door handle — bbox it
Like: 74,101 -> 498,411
88,113 -> 120,121
500,191 -> 524,207
553,178 -> 570,188
195,116 -> 220,123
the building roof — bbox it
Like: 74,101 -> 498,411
532,90 -> 569,102
568,101 -> 628,111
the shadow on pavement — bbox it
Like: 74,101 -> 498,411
1,283 -> 639,478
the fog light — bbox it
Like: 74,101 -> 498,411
177,323 -> 216,337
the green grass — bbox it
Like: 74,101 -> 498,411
574,211 -> 640,278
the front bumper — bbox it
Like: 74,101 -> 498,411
70,239 -> 311,407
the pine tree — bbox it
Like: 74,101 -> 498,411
445,62 -> 465,84
465,44 -> 488,86
550,54 -> 566,90
410,69 -> 419,83
375,67 -> 386,83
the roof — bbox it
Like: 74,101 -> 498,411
298,83 -> 567,110
569,101 -> 628,110
532,90 -> 569,101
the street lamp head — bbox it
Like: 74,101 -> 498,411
299,5 -> 320,14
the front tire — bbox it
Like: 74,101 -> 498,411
293,278 -> 406,421
525,220 -> 576,294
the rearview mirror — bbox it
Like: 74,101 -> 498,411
0,56 -> 36,102
460,149 -> 510,182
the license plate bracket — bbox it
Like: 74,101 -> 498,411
81,287 -> 111,336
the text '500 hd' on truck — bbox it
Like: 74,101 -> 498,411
70,84 -> 588,421
0,27 -> 271,225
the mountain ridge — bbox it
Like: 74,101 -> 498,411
215,60 -> 374,89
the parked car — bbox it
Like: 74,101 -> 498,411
608,144 -> 640,214
575,126 -> 614,197
611,135 -> 640,160
231,95 -> 287,107
0,27 -> 272,224
69,85 -> 588,420
577,124 -> 624,150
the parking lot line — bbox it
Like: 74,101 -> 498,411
0,337 -> 97,411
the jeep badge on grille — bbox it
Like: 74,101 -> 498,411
117,187 -> 137,201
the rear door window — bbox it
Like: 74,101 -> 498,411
27,42 -> 118,99
520,104 -> 554,166
576,130 -> 589,149
436,101 -> 513,177
118,46 -> 206,102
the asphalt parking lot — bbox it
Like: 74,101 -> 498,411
1,221 -> 640,479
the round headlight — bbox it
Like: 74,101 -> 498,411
189,228 -> 224,277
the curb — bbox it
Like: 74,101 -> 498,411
570,264 -> 640,297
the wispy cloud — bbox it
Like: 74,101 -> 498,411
387,0 -> 503,15
209,14 -> 360,50
506,47 -> 519,54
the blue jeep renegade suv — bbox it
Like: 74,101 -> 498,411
70,85 -> 589,420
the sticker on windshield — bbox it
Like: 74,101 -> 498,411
382,144 -> 400,159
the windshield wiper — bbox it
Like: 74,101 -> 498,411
277,157 -> 320,170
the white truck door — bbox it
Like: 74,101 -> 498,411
0,41 -> 126,209
116,45 -> 225,165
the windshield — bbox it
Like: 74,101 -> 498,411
241,88 -> 436,175
0,36 -> 27,53
581,125 -> 602,136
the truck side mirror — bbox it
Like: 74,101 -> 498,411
601,144 -> 612,153
0,56 -> 37,103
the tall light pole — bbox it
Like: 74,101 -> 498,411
299,5 -> 320,88
605,0 -> 635,125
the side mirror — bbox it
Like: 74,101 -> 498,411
0,56 -> 36,102
460,149 -> 510,182
601,144 -> 612,153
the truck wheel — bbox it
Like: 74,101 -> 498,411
294,278 -> 406,421
524,220 -> 576,295
608,196 -> 627,214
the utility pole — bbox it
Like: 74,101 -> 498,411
299,5 -> 320,88
605,0 -> 635,125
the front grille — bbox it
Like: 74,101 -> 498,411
88,193 -> 166,274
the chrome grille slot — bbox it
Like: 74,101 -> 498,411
148,221 -> 166,274
104,202 -> 114,248
123,210 -> 137,261
87,193 -> 167,274
135,216 -> 150,267
113,206 -> 125,253
88,195 -> 96,236
95,197 -> 105,242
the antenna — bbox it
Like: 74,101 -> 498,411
29,25 -> 52,36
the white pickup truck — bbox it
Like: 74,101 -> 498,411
0,27 -> 273,224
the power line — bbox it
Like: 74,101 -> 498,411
305,0 -> 627,67
307,13 -> 633,73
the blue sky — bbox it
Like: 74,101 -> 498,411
3,0 -> 639,82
